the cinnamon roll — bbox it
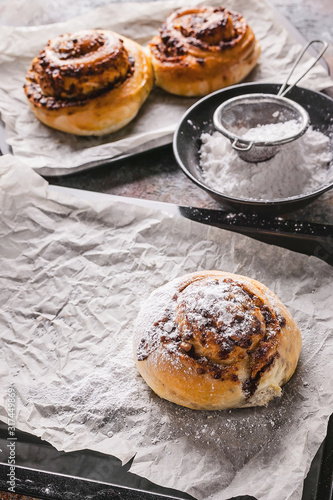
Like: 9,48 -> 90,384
24,30 -> 154,135
134,271 -> 301,410
148,6 -> 261,97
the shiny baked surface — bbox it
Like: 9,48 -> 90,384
148,6 -> 261,96
24,30 -> 154,135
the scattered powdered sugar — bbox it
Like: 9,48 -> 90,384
199,126 -> 332,200
131,272 -> 304,468
181,279 -> 253,334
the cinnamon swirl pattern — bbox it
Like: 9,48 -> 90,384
134,271 -> 301,410
148,6 -> 261,97
24,30 -> 154,135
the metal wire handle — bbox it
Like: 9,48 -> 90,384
277,39 -> 328,97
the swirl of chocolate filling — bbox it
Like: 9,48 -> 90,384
24,30 -> 134,110
137,276 -> 285,398
154,6 -> 248,61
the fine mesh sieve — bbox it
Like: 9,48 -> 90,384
213,40 -> 328,162
213,94 -> 310,162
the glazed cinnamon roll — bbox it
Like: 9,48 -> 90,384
24,30 -> 154,135
134,271 -> 301,410
148,6 -> 261,97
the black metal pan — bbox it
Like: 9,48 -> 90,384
173,83 -> 333,215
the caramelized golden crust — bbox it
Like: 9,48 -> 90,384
30,31 -> 131,100
134,271 -> 302,410
148,6 -> 261,97
24,30 -> 154,135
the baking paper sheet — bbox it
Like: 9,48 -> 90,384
0,153 -> 332,500
0,0 -> 332,175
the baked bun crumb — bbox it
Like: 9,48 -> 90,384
148,5 -> 261,97
134,271 -> 302,410
24,30 -> 153,135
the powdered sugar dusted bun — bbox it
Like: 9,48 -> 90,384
24,30 -> 153,135
148,6 -> 261,97
134,271 -> 301,410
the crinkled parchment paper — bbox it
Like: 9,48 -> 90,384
0,0 -> 332,175
0,154 -> 332,500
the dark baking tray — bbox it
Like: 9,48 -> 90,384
0,414 -> 332,500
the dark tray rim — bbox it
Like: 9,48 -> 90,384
0,414 -> 332,500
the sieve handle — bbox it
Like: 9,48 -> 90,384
232,138 -> 253,152
277,39 -> 328,97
